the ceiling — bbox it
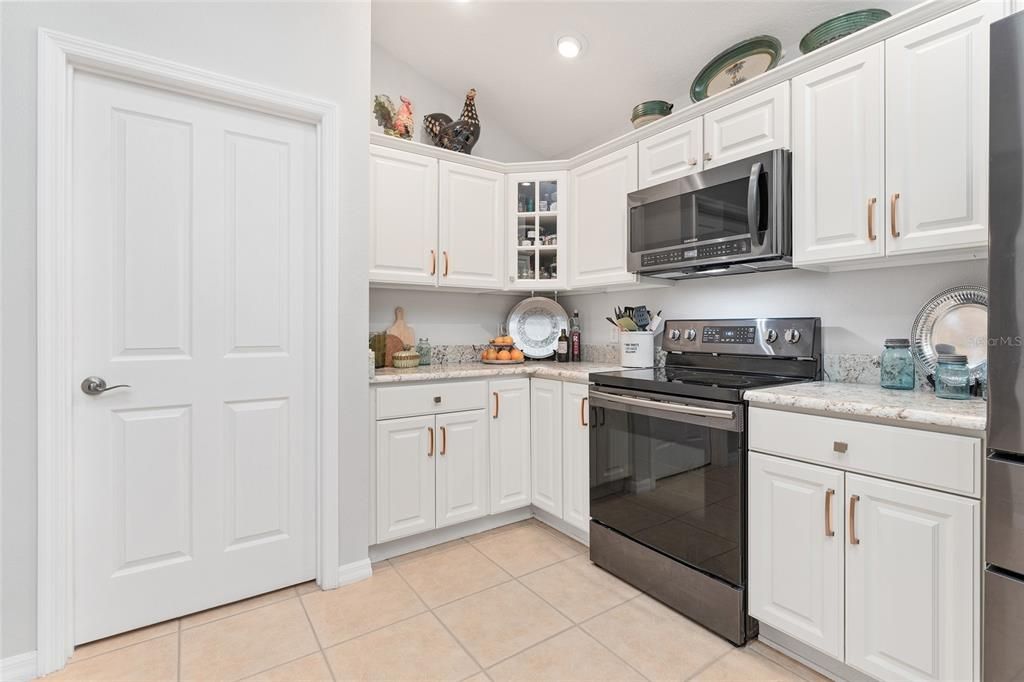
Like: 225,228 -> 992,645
372,0 -> 920,160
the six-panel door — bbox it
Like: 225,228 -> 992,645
845,474 -> 979,681
561,382 -> 590,532
748,453 -> 845,659
884,2 -> 993,256
703,82 -> 790,169
369,145 -> 439,285
438,162 -> 504,289
791,44 -> 885,266
376,415 -> 436,542
530,378 -> 563,516
488,379 -> 532,513
435,410 -> 489,528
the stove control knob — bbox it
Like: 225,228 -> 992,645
784,328 -> 802,344
684,328 -> 697,342
765,329 -> 778,343
668,328 -> 681,342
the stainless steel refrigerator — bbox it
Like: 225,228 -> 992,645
987,11 -> 1024,681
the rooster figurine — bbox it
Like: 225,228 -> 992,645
373,94 -> 414,140
424,88 -> 481,155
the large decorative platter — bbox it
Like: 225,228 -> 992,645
507,297 -> 569,359
690,35 -> 783,102
911,285 -> 988,381
799,9 -> 891,54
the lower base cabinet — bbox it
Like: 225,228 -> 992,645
562,382 -> 590,533
531,379 -> 563,517
435,410 -> 489,529
488,378 -> 532,513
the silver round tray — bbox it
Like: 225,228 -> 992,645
911,285 -> 988,381
507,297 -> 569,359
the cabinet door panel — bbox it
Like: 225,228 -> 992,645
369,146 -> 438,285
489,379 -> 531,513
376,415 -> 435,542
530,378 -> 563,516
703,83 -> 790,169
435,410 -> 489,528
845,474 -> 979,682
792,45 -> 885,266
885,3 -> 994,254
569,147 -> 638,288
748,453 -> 844,659
439,162 -> 504,289
561,382 -> 590,533
638,119 -> 703,189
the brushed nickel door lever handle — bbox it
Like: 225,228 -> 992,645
81,376 -> 131,396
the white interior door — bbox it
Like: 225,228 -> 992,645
71,71 -> 317,644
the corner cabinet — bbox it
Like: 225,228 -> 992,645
438,162 -> 505,289
506,172 -> 567,290
569,146 -> 639,289
530,378 -> 563,516
488,378 -> 532,513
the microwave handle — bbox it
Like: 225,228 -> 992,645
747,161 -> 764,244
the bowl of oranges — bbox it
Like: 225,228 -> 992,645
482,336 -> 526,364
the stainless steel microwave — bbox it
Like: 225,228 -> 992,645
627,149 -> 791,279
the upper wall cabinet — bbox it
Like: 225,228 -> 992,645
703,82 -> 790,169
438,161 -> 504,289
507,171 -> 567,290
569,146 -> 639,289
792,44 -> 885,266
369,146 -> 439,285
637,118 -> 703,189
884,2 -> 993,256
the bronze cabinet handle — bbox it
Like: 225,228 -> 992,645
581,397 -> 588,427
430,249 -> 436,275
849,494 -> 861,545
427,426 -> 434,457
825,488 -> 835,537
493,392 -> 500,419
867,197 -> 877,241
440,426 -> 447,455
890,193 -> 901,238
442,251 -> 449,277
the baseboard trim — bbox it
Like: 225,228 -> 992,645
368,508 -> 533,562
1,651 -> 38,682
531,507 -> 589,546
758,624 -> 871,682
337,558 -> 372,587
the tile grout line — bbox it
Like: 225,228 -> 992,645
177,619 -> 182,682
296,591 -> 337,682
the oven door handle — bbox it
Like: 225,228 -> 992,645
747,161 -> 765,247
589,390 -> 735,420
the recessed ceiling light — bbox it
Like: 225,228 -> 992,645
557,35 -> 583,59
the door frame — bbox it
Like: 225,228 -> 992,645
36,29 -> 341,674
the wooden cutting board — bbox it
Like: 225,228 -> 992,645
387,307 -> 415,347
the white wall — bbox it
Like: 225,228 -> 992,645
371,43 -> 541,162
370,289 -> 530,345
0,0 -> 370,660
562,260 -> 988,354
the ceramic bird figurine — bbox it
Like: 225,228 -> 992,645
423,88 -> 481,155
372,94 -> 414,140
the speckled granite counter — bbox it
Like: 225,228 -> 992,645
745,381 -> 986,432
370,361 -> 623,385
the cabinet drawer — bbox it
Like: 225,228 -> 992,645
376,381 -> 487,419
749,407 -> 981,497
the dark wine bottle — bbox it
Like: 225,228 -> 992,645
570,310 -> 582,362
556,328 -> 569,363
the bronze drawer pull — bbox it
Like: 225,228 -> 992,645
867,197 -> 877,241
581,397 -> 588,427
825,488 -> 835,537
849,494 -> 861,545
430,249 -> 436,275
427,427 -> 434,457
493,391 -> 500,419
890,193 -> 901,238
440,426 -> 447,455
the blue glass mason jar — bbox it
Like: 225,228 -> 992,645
416,337 -> 432,366
935,354 -> 971,400
880,338 -> 915,390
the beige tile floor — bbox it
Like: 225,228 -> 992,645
40,519 -> 828,682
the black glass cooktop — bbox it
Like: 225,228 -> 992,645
590,366 -> 809,402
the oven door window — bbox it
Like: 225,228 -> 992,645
590,403 -> 743,586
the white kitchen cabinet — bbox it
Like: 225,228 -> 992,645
637,118 -> 703,189
561,382 -> 591,533
703,82 -> 790,169
507,172 -> 567,290
884,2 -> 993,256
569,146 -> 639,289
369,145 -> 439,286
792,45 -> 885,267
438,161 -> 504,289
434,409 -> 489,528
488,378 -> 532,513
845,473 -> 979,682
530,378 -> 563,516
376,415 -> 436,542
748,453 -> 845,659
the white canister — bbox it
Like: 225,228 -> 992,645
619,331 -> 655,368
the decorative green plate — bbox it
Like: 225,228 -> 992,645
800,9 -> 891,54
690,35 -> 782,103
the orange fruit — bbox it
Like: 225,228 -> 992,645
481,350 -> 488,360
510,349 -> 524,361
497,349 -> 512,361
484,348 -> 498,361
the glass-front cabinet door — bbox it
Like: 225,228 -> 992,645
507,171 -> 567,290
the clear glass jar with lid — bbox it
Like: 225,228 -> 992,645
415,337 -> 432,366
935,353 -> 971,400
880,338 -> 915,390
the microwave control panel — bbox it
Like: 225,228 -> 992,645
640,239 -> 751,268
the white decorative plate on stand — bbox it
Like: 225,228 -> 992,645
507,297 -> 569,359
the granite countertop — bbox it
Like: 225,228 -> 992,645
370,361 -> 623,385
745,381 -> 986,432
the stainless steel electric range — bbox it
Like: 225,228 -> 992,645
587,317 -> 821,645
